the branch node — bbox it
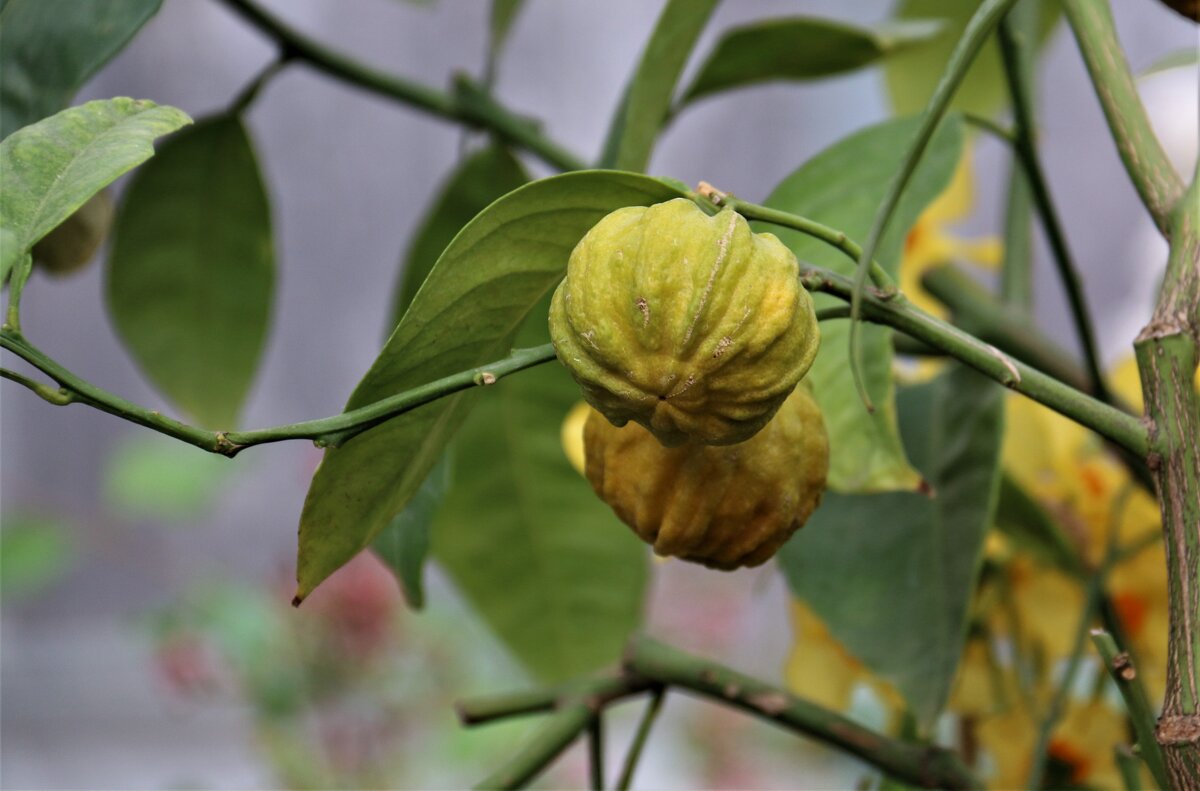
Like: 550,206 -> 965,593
697,181 -> 727,206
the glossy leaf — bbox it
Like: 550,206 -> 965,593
779,364 -> 1005,730
599,0 -> 718,171
107,114 -> 273,429
295,171 -> 687,600
680,18 -> 944,105
434,306 -> 647,681
388,144 -> 528,329
761,114 -> 963,493
884,0 -> 1060,118
0,0 -> 163,138
0,97 -> 191,279
372,454 -> 452,610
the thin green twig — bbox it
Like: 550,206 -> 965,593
1026,489 -> 1129,787
850,0 -> 1021,410
216,0 -> 586,172
587,714 -> 604,791
998,17 -> 1111,406
1092,630 -> 1170,788
616,686 -> 665,791
710,191 -> 896,293
0,329 -> 556,456
1061,0 -> 1184,233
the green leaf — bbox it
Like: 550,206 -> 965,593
599,0 -> 719,171
0,0 -> 163,139
0,97 -> 191,279
295,171 -> 687,601
388,144 -> 529,330
0,514 -> 74,598
372,453 -> 452,610
761,114 -> 963,493
433,305 -> 647,681
680,17 -> 944,105
1139,47 -> 1200,78
103,432 -> 230,521
778,364 -> 1005,730
107,114 -> 273,429
884,0 -> 1060,118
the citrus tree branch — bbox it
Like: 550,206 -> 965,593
1061,0 -> 1184,234
1092,629 -> 1171,788
0,329 -> 555,457
997,17 -> 1110,405
1134,160 -> 1200,785
849,0 -> 1021,409
215,0 -> 586,172
459,636 -> 980,790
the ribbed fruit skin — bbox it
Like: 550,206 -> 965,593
583,386 -> 829,570
549,198 -> 819,447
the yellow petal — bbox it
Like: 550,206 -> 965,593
561,400 -> 590,476
785,600 -> 865,712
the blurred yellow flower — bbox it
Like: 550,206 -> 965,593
561,400 -> 590,476
900,153 -> 1002,320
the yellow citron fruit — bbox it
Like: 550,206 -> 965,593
583,385 -> 829,570
32,190 -> 114,276
549,198 -> 819,447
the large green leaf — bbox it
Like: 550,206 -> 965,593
0,0 -> 163,139
295,171 -> 687,601
779,364 -> 1005,730
372,454 -> 452,610
761,114 -> 963,493
884,0 -> 1060,118
0,97 -> 191,280
387,144 -> 529,330
599,0 -> 719,171
680,17 -> 943,106
107,114 -> 273,429
433,304 -> 647,681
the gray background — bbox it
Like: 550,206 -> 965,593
2,0 -> 1197,787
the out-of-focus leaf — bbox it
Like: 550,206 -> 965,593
994,472 -> 1084,576
1139,47 -> 1200,78
107,114 -> 273,429
295,171 -> 687,601
779,364 -> 1005,730
0,97 -> 190,279
884,0 -> 1060,118
0,514 -> 73,597
103,433 -> 230,521
680,18 -> 944,105
761,114 -> 963,493
388,144 -> 528,329
433,303 -> 647,681
0,0 -> 164,138
489,0 -> 525,59
599,0 -> 719,171
372,453 -> 452,610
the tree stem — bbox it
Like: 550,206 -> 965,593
215,0 -> 586,172
1061,0 -> 1184,234
1093,629 -> 1171,788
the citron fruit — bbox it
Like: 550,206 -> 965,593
583,385 -> 829,570
550,198 -> 818,447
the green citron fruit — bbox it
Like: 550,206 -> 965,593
583,385 -> 829,570
549,198 -> 819,447
33,190 -> 114,276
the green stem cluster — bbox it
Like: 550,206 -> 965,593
460,636 -> 979,790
